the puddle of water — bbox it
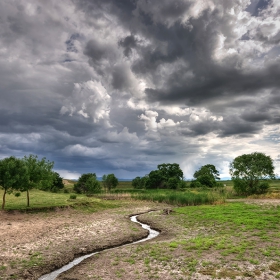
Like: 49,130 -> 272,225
38,213 -> 159,280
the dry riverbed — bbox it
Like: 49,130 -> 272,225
0,201 -> 165,280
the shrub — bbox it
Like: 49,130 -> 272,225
70,194 -> 77,199
257,181 -> 269,194
189,180 -> 202,188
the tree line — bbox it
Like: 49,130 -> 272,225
132,152 -> 275,196
0,152 -> 276,209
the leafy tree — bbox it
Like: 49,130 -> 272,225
102,174 -> 118,192
21,155 -> 54,207
230,152 -> 275,195
85,176 -> 102,194
157,163 -> 183,181
146,170 -> 165,189
189,180 -> 203,188
132,176 -> 148,189
167,177 -> 180,189
0,157 -> 28,210
193,164 -> 220,188
132,163 -> 184,190
74,173 -> 101,194
49,172 -> 64,192
146,163 -> 184,189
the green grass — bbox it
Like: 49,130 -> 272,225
0,189 -> 121,211
107,202 -> 280,279
131,189 -> 224,206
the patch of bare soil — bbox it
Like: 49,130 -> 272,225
227,198 -> 280,206
0,201 -> 164,280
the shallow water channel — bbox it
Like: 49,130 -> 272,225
38,213 -> 159,280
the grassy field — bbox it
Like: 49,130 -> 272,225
1,180 -> 280,279
1,179 -> 280,210
0,189 -> 122,212
97,202 -> 280,279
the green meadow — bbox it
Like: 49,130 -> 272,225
1,179 -> 280,279
1,179 -> 280,210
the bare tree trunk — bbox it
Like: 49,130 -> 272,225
27,189 -> 30,207
2,189 -> 6,210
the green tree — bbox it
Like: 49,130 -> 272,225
146,170 -> 164,189
49,172 -> 64,192
74,173 -> 101,194
132,176 -> 148,189
0,157 -> 28,210
21,155 -> 54,207
85,176 -> 102,194
167,177 -> 180,189
157,163 -> 183,181
102,174 -> 118,192
193,164 -> 220,188
230,152 -> 275,195
145,163 -> 184,189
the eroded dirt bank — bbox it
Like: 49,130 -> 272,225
0,201 -> 164,280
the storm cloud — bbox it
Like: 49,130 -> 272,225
0,0 -> 280,179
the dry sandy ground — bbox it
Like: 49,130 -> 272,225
0,201 -> 164,280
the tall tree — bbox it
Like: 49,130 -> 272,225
230,152 -> 275,195
74,173 -> 101,194
193,164 -> 220,188
145,163 -> 184,189
157,163 -> 184,181
102,174 -> 118,192
146,170 -> 164,189
0,157 -> 28,210
132,176 -> 148,189
21,155 -> 54,207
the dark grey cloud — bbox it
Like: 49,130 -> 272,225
218,116 -> 263,137
118,35 -> 139,57
0,0 -> 280,179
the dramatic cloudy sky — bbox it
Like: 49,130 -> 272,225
1,0 -> 280,179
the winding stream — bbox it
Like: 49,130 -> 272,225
38,213 -> 159,280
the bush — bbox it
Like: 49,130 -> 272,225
178,180 -> 187,190
257,181 -> 269,194
70,194 -> 77,199
233,179 -> 270,195
167,177 -> 180,189
233,178 -> 248,195
189,180 -> 202,188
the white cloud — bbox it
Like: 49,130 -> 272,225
62,144 -> 107,158
105,127 -> 139,143
60,80 -> 111,125
55,169 -> 81,180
